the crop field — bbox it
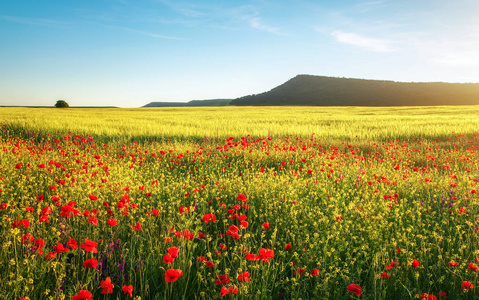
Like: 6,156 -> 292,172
1,106 -> 479,299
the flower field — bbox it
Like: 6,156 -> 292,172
1,106 -> 479,299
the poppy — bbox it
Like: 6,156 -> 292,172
88,194 -> 98,201
168,247 -> 180,258
262,222 -> 269,229
215,274 -> 230,285
107,218 -> 118,226
468,263 -> 478,271
80,239 -> 98,253
419,293 -> 437,300
165,269 -> 183,282
237,194 -> 247,201
206,261 -> 215,268
437,291 -> 447,298
132,222 -> 141,231
68,238 -> 78,250
163,254 -> 174,264
88,217 -> 98,226
83,258 -> 98,268
347,284 -> 362,297
54,243 -> 69,253
72,290 -> 93,300
122,285 -> 133,298
448,261 -> 458,267
310,269 -> 319,276
100,277 -> 114,294
381,271 -> 389,279
410,259 -> 420,268
219,286 -> 230,297
237,271 -> 251,282
462,281 -> 474,289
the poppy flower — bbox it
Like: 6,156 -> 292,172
122,285 -> 133,298
88,216 -> 98,226
237,271 -> 251,282
448,261 -> 458,267
462,281 -> 474,289
258,248 -> 275,262
284,244 -> 292,250
468,263 -> 478,271
83,258 -> 98,268
132,222 -> 141,231
381,271 -> 389,278
72,290 -> 93,300
386,259 -> 398,269
206,261 -> 215,268
53,243 -> 69,253
68,238 -> 77,250
237,194 -> 247,201
240,221 -> 249,228
219,286 -> 230,297
107,218 -> 118,226
168,247 -> 180,258
165,269 -> 183,282
100,277 -> 114,294
215,274 -> 230,285
202,213 -> 217,223
410,259 -> 420,268
81,239 -> 98,253
262,222 -> 269,229
163,254 -> 175,264
419,293 -> 437,300
88,194 -> 98,201
437,291 -> 447,298
347,284 -> 362,297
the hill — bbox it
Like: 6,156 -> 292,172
230,75 -> 479,106
143,99 -> 231,107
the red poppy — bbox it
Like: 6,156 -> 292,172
448,261 -> 458,267
88,194 -> 98,201
437,291 -> 447,298
462,281 -> 474,289
237,271 -> 251,282
215,274 -> 230,285
83,258 -> 98,268
386,259 -> 398,269
262,222 -> 269,229
122,285 -> 133,298
219,244 -> 227,250
68,238 -> 78,250
81,239 -> 98,253
284,244 -> 292,250
88,216 -> 98,226
310,269 -> 319,276
72,290 -> 93,300
202,213 -> 217,223
468,263 -> 478,271
107,218 -> 118,226
163,254 -> 174,264
100,277 -> 114,294
419,293 -> 437,300
165,269 -> 183,282
219,286 -> 230,297
206,261 -> 215,268
295,267 -> 306,276
54,243 -> 69,253
347,284 -> 362,297
258,248 -> 275,262
381,271 -> 389,279
132,222 -> 141,231
240,221 -> 248,228
410,259 -> 420,268
237,194 -> 247,201
168,247 -> 180,258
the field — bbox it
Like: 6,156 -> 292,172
1,106 -> 479,299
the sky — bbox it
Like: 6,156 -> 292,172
1,0 -> 479,108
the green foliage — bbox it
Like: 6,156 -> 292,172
55,100 -> 69,108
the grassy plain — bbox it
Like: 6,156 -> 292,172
0,106 -> 478,299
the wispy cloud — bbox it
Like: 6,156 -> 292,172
0,15 -> 66,26
331,30 -> 392,52
110,26 -> 182,40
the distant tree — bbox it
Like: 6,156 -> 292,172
55,100 -> 69,108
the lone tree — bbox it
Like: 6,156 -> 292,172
55,100 -> 69,108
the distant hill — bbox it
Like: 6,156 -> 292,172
230,75 -> 479,106
143,99 -> 231,107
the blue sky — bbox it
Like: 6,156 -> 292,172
1,0 -> 478,107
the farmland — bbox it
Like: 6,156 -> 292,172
1,106 -> 479,299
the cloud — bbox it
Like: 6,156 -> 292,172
331,30 -> 392,52
248,17 -> 282,35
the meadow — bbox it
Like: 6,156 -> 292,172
0,106 -> 479,299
